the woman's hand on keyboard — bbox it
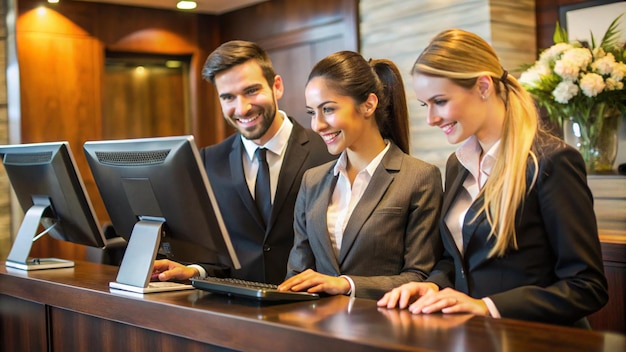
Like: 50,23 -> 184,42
277,269 -> 350,296
151,259 -> 198,282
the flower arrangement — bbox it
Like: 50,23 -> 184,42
519,15 -> 626,172
520,15 -> 626,126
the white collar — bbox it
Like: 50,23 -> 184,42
241,111 -> 293,160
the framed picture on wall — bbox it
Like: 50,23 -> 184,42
558,0 -> 626,43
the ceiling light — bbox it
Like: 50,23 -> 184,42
48,0 -> 59,3
177,1 -> 197,10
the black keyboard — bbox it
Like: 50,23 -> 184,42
191,277 -> 319,301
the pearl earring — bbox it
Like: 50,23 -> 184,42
481,95 -> 486,100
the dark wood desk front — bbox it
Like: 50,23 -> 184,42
1,261 -> 625,352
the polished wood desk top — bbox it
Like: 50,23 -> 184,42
1,261 -> 625,352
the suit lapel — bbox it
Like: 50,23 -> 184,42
441,160 -> 467,259
462,196 -> 487,253
442,159 -> 467,218
337,145 -> 400,265
229,138 -> 265,229
271,122 -> 309,230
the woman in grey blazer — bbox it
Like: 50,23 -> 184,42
277,51 -> 443,300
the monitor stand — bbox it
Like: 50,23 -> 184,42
109,219 -> 193,294
5,200 -> 74,271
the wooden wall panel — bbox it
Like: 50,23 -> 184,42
0,294 -> 47,352
220,0 -> 358,128
8,0 -> 358,263
219,0 -> 357,44
535,0 -> 588,49
0,0 -> 11,262
13,0 -> 221,260
50,307 -> 228,352
17,29 -> 104,261
102,65 -> 189,139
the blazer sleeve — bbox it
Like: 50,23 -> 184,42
285,170 -> 317,279
489,146 -> 608,323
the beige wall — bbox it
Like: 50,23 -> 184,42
360,0 -> 536,170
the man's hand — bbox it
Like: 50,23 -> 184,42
151,259 -> 198,281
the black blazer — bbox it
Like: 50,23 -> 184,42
428,132 -> 608,326
199,118 -> 335,284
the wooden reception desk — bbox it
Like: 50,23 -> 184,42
1,261 -> 625,352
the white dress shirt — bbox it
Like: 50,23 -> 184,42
328,141 -> 391,296
444,135 -> 501,318
241,111 -> 293,203
189,112 -> 292,279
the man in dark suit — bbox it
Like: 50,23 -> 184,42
152,40 -> 334,284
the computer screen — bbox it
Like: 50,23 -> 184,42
83,135 -> 240,291
0,141 -> 107,270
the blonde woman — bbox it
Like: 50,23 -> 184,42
377,29 -> 608,327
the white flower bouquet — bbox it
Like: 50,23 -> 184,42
519,15 -> 625,172
519,15 -> 626,127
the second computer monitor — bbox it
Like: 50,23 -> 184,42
83,135 -> 240,289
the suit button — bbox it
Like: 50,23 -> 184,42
460,269 -> 465,278
263,245 -> 271,252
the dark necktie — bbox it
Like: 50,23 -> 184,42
255,148 -> 271,226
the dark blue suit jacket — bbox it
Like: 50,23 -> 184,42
199,119 -> 335,284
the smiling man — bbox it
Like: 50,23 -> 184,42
152,40 -> 335,285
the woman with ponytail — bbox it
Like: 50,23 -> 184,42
277,51 -> 443,300
377,29 -> 608,327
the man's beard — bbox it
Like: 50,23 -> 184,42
226,100 -> 276,141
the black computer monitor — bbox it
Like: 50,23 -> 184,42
83,135 -> 240,293
0,141 -> 107,270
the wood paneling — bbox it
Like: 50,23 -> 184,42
103,61 -> 190,139
12,0 -> 221,260
7,0 -> 358,263
269,34 -> 349,127
0,0 -> 14,261
16,26 -> 104,261
588,230 -> 626,333
50,307 -> 230,352
0,294 -> 47,352
219,0 -> 357,43
535,0 -> 589,49
220,0 -> 358,128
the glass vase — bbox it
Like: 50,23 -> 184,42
562,104 -> 621,173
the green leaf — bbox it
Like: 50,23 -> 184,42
599,13 -> 623,51
553,21 -> 568,43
